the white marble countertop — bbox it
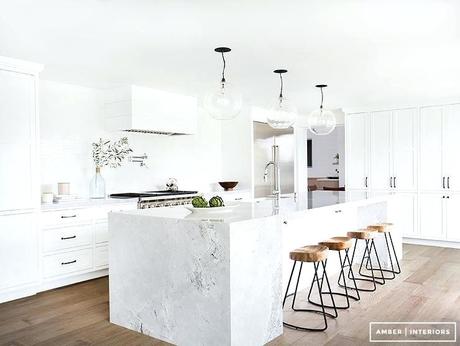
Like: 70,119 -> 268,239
115,191 -> 391,224
41,197 -> 138,211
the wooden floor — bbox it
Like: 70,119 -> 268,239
0,244 -> 459,346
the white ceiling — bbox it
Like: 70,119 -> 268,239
1,0 -> 460,112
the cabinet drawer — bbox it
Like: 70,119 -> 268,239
41,209 -> 93,228
43,248 -> 93,278
95,245 -> 108,268
43,225 -> 93,253
94,222 -> 108,243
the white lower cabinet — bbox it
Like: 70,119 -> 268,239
42,224 -> 93,252
40,202 -> 136,290
419,194 -> 444,240
392,193 -> 417,238
95,245 -> 109,268
445,195 -> 460,242
43,248 -> 93,278
0,213 -> 38,291
418,193 -> 460,241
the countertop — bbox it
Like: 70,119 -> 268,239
114,191 -> 391,224
41,197 -> 138,211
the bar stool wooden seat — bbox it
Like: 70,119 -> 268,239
307,236 -> 360,310
283,245 -> 338,332
365,223 -> 401,279
344,229 -> 386,292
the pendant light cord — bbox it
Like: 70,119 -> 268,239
279,73 -> 283,98
221,52 -> 226,83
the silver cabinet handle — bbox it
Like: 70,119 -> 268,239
334,210 -> 342,213
394,176 -> 396,189
390,177 -> 393,188
447,177 -> 450,189
365,177 -> 368,188
443,177 -> 446,189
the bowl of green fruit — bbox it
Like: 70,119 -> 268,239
186,196 -> 239,214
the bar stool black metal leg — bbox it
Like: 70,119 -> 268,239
388,232 -> 401,274
309,250 -> 359,309
359,239 -> 386,284
365,233 -> 397,280
283,261 -> 337,332
343,239 -> 380,292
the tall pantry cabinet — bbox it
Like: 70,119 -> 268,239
346,104 -> 460,244
0,56 -> 43,303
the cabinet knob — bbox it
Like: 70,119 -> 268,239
283,221 -> 288,224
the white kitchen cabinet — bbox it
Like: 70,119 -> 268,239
104,85 -> 197,135
345,113 -> 369,190
391,193 -> 417,238
419,104 -> 460,193
443,104 -> 460,192
39,201 -> 137,292
370,111 -> 392,190
0,213 -> 38,291
368,109 -> 416,191
445,194 -> 460,241
419,194 -> 444,240
419,107 -> 444,191
0,56 -> 42,303
392,108 -> 417,191
0,67 -> 38,211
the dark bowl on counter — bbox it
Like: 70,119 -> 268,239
218,181 -> 239,191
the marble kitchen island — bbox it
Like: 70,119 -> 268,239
108,191 -> 404,346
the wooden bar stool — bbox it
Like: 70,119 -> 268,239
365,223 -> 401,279
282,245 -> 338,332
307,236 -> 360,310
345,229 -> 385,292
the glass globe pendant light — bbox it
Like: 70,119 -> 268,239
203,47 -> 242,120
308,84 -> 337,135
267,69 -> 297,129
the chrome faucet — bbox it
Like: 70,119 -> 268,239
263,145 -> 281,199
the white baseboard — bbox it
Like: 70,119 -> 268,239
403,237 -> 460,249
39,269 -> 108,292
0,284 -> 38,304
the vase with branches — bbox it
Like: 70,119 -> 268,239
90,137 -> 133,198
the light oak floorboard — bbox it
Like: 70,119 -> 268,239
0,244 -> 458,345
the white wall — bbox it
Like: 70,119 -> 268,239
40,80 -> 222,197
307,125 -> 345,183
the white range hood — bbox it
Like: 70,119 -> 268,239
104,85 -> 197,135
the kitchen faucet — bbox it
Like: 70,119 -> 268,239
263,145 -> 281,199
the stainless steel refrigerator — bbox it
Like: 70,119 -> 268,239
253,121 -> 295,198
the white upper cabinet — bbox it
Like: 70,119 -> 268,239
443,104 -> 460,191
392,108 -> 417,191
104,85 -> 197,135
345,113 -> 369,189
347,108 -> 416,192
0,58 -> 42,212
419,104 -> 460,192
419,106 -> 443,191
370,111 -> 392,190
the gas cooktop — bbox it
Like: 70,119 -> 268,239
109,191 -> 198,199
